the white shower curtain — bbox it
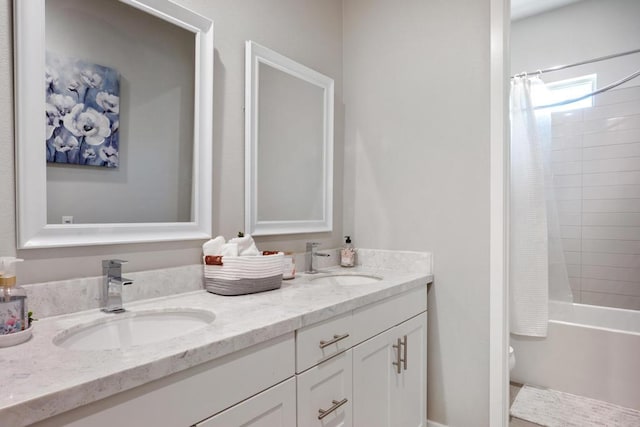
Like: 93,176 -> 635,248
510,76 -> 551,337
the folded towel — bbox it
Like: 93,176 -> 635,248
221,243 -> 238,256
203,236 -> 226,256
229,235 -> 260,256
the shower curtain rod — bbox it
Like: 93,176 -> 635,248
511,47 -> 640,78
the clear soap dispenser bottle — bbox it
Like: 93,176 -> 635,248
340,236 -> 356,268
0,257 -> 27,335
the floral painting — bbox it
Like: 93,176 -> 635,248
45,52 -> 120,168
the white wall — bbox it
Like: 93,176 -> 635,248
343,0 -> 492,425
0,0 -> 344,283
512,0 -> 640,310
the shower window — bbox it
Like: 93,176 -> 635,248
538,74 -> 597,112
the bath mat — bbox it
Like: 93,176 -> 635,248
510,385 -> 640,427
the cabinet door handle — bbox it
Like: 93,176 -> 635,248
319,333 -> 350,349
318,398 -> 348,420
392,337 -> 402,374
402,334 -> 408,371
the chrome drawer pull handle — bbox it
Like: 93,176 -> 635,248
392,337 -> 402,374
319,333 -> 350,349
402,334 -> 408,370
318,398 -> 348,420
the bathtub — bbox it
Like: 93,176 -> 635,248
510,301 -> 640,410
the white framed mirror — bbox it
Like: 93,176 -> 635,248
245,41 -> 334,236
13,0 -> 213,248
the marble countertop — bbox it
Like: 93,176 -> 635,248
0,265 -> 432,426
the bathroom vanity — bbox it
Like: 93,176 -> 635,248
0,253 -> 431,427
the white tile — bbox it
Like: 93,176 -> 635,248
582,225 -> 640,240
583,129 -> 640,147
583,114 -> 640,134
555,187 -> 582,201
551,148 -> 582,163
553,174 -> 582,188
582,142 -> 640,161
560,225 -> 581,239
593,86 -> 640,107
582,212 -> 640,227
583,100 -> 640,121
582,252 -> 640,268
551,121 -> 584,138
582,185 -> 640,200
556,200 -> 582,213
582,157 -> 640,174
569,276 -> 582,292
581,278 -> 640,297
551,110 -> 584,124
581,264 -> 640,283
566,263 -> 581,278
582,199 -> 640,213
572,290 -> 582,303
583,171 -> 640,186
551,161 -> 582,175
558,212 -> 581,226
563,251 -> 581,265
582,239 -> 640,255
551,134 -> 583,150
581,291 -> 640,310
561,238 -> 581,252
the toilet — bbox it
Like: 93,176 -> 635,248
509,346 -> 516,371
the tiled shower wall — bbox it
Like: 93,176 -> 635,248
552,85 -> 640,310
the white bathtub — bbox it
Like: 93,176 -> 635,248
511,301 -> 640,410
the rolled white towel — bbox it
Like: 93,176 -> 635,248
229,235 -> 260,256
203,236 -> 225,256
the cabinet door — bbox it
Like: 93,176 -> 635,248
196,377 -> 296,427
297,350 -> 352,427
352,313 -> 427,427
391,312 -> 427,427
352,327 -> 396,427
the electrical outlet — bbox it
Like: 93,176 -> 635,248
62,216 -> 73,224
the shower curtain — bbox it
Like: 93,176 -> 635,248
509,76 -> 551,337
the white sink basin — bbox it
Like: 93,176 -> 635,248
54,308 -> 215,351
309,273 -> 383,286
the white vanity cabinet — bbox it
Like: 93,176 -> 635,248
294,285 -> 427,427
28,285 -> 427,427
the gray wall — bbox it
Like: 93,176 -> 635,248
0,0 -> 344,283
343,0 -> 492,425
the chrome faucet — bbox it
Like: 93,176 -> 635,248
102,259 -> 133,313
305,242 -> 330,274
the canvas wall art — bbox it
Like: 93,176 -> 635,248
45,52 -> 120,168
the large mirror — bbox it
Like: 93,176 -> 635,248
245,41 -> 334,236
14,0 -> 213,248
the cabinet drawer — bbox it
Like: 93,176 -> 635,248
297,350 -> 352,427
296,311 -> 352,373
196,377 -> 296,427
351,286 -> 426,345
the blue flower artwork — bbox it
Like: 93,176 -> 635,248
45,52 -> 120,168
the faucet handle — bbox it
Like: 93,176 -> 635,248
102,259 -> 128,268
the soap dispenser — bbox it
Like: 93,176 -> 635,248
0,257 -> 27,335
340,236 -> 356,268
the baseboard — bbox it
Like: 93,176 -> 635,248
427,420 -> 448,427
